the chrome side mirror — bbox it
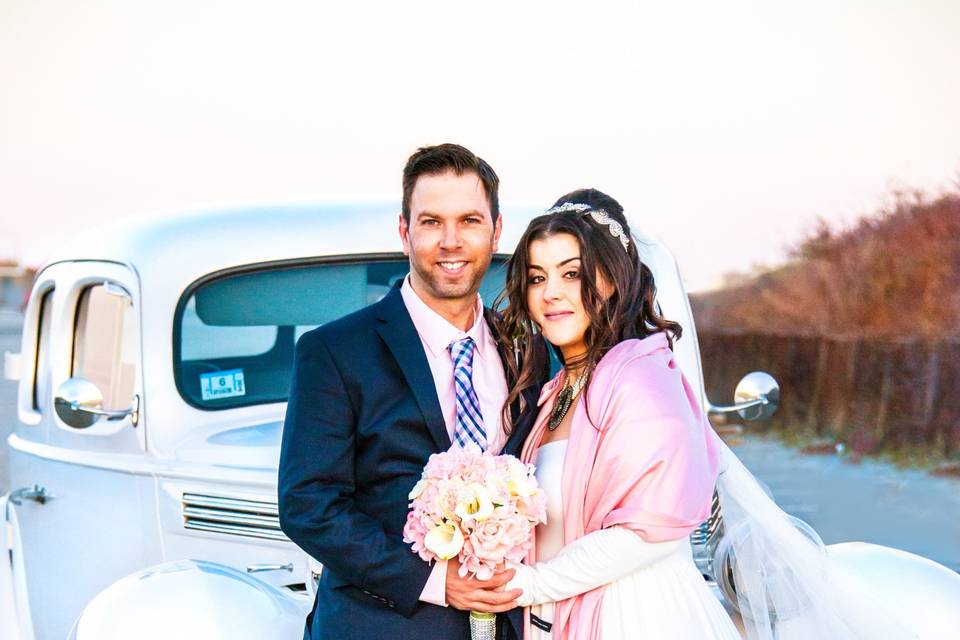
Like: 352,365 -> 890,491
709,371 -> 780,422
54,377 -> 139,429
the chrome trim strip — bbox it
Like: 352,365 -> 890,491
181,492 -> 289,542
182,493 -> 279,516
183,520 -> 288,541
183,506 -> 279,528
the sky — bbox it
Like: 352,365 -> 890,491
1,0 -> 958,291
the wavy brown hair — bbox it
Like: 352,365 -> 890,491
496,188 -> 682,427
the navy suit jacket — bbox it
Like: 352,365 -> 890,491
279,286 -> 548,640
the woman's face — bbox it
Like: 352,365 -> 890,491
526,232 -> 593,364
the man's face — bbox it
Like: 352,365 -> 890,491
399,170 -> 502,310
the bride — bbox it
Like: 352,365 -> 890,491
495,189 -> 914,639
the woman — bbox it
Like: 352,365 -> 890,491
496,189 -> 912,640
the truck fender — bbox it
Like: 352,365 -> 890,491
68,559 -> 309,640
826,542 -> 960,637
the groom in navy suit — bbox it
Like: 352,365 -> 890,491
279,144 -> 547,639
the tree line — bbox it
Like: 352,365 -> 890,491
691,187 -> 960,468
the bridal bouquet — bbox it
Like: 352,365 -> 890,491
403,445 -> 547,639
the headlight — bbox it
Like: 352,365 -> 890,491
711,515 -> 825,622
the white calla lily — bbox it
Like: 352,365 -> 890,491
424,521 -> 465,560
408,478 -> 428,500
508,471 -> 537,498
454,483 -> 495,522
504,459 -> 536,497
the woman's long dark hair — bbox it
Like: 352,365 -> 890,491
496,188 -> 682,428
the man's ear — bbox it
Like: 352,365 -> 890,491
398,213 -> 411,256
491,214 -> 503,253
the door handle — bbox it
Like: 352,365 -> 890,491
9,485 -> 55,506
246,563 -> 294,574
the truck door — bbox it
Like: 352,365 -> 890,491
8,261 -> 153,640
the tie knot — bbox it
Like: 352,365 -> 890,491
448,336 -> 476,360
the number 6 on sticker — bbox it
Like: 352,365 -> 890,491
199,369 -> 247,401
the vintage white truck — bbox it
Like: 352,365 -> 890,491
2,204 -> 959,639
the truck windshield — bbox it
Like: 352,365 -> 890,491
174,256 -> 509,410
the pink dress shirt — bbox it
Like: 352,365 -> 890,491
400,277 -> 510,606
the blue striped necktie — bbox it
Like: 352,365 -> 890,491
448,337 -> 486,450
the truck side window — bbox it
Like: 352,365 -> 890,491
72,284 -> 136,411
174,258 -> 510,410
33,288 -> 54,411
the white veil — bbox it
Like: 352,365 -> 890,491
713,439 -> 917,640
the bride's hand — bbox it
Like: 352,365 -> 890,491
445,559 -> 522,613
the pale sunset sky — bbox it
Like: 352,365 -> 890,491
1,0 -> 958,291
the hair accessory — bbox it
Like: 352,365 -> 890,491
544,202 -> 631,252
544,202 -> 593,215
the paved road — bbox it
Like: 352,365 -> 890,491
1,315 -> 957,571
729,434 -> 960,573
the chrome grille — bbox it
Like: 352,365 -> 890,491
690,490 -> 722,547
182,493 -> 289,542
690,490 -> 723,578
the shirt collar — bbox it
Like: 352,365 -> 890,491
400,276 -> 490,360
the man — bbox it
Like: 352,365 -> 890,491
279,143 -> 548,639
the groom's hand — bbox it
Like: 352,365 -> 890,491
445,559 -> 522,613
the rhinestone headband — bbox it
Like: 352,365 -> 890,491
544,202 -> 631,252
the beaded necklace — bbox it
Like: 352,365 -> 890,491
548,368 -> 589,431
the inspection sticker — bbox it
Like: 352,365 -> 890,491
200,369 -> 246,401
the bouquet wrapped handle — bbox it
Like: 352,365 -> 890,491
469,611 -> 496,640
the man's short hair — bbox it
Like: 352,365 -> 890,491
401,143 -> 500,224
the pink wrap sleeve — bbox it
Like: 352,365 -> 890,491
532,335 -> 725,640
577,339 -> 721,542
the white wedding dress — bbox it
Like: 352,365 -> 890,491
514,439 -> 917,640
521,440 -> 742,639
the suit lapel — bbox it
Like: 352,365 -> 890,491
502,386 -> 540,456
375,287 -> 451,452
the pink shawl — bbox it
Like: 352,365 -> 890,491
519,334 -> 721,640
